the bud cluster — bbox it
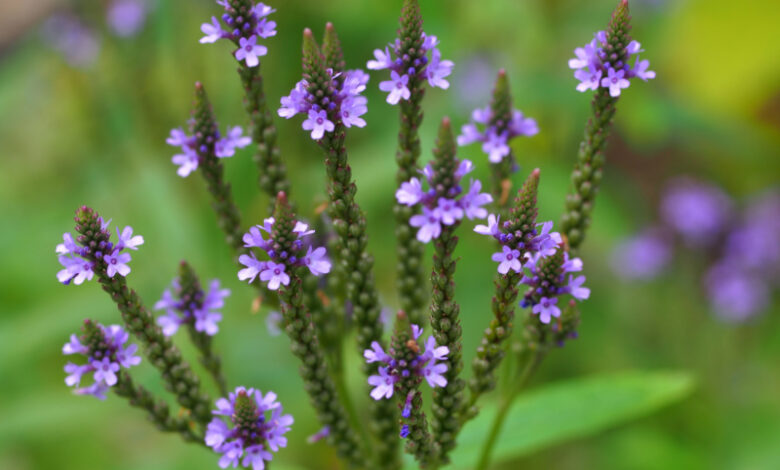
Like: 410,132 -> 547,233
155,273 -> 230,337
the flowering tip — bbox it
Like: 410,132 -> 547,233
531,168 -> 541,178
325,22 -> 334,32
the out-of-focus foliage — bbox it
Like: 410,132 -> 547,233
0,0 -> 777,469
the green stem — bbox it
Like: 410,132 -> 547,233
475,351 -> 544,470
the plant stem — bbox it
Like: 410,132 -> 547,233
475,351 -> 544,470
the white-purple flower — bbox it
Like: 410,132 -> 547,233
379,71 -> 411,105
410,206 -> 442,243
302,109 -> 335,140
206,387 -> 293,470
569,29 -> 655,94
458,98 -> 538,164
104,250 -> 131,278
200,16 -> 224,44
235,35 -> 267,67
492,245 -> 523,274
367,30 -> 454,103
532,296 -> 561,324
364,324 -> 449,401
340,96 -> 368,128
302,246 -> 331,276
260,262 -> 290,290
63,322 -> 141,399
214,126 -> 252,158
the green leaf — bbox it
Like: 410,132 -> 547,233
446,370 -> 694,469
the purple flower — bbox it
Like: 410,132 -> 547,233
302,109 -> 335,140
426,48 -> 454,89
436,198 -> 464,225
364,324 -> 449,402
256,18 -> 277,39
566,275 -> 590,300
457,123 -> 482,146
116,226 -> 144,250
260,262 -> 290,290
632,58 -> 656,81
104,250 -> 131,278
611,229 -> 670,280
172,148 -> 199,177
206,387 -> 293,470
200,16 -> 224,43
367,47 -> 393,70
379,71 -> 411,105
461,180 -> 493,219
661,178 -> 731,245
340,96 -> 368,128
575,67 -> 602,92
396,178 -> 425,206
532,297 -> 561,324
63,322 -> 140,398
492,245 -> 523,274
238,253 -> 266,283
56,233 -> 79,255
410,206 -> 442,243
235,35 -> 267,67
43,14 -> 100,68
569,29 -> 654,94
155,276 -> 227,337
368,366 -> 396,400
482,130 -> 510,163
509,110 -> 539,137
107,0 -> 148,38
422,361 -> 448,388
474,213 -> 501,237
601,67 -> 630,97
278,81 -> 308,119
194,309 -> 222,336
214,126 -> 251,158
706,263 -> 769,322
363,341 -> 390,363
57,255 -> 95,285
302,246 -> 331,276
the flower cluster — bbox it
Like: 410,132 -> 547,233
520,251 -> 590,324
238,217 -> 331,290
166,125 -> 251,177
364,325 -> 449,400
395,159 -> 492,242
63,321 -> 141,399
457,105 -> 539,164
367,33 -> 453,104
475,217 -> 560,275
278,68 -> 369,140
56,219 -> 143,284
206,387 -> 293,469
569,31 -> 655,97
155,278 -> 230,337
200,1 -> 277,67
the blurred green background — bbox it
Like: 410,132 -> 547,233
1,0 -> 778,468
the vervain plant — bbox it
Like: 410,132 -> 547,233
55,1 -> 654,468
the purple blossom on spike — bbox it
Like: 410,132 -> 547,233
367,27 -> 454,104
235,35 -> 267,67
364,324 -> 449,400
379,71 -> 411,105
568,27 -> 655,94
206,387 -> 293,469
62,322 -> 141,399
532,297 -> 561,324
302,109 -> 335,140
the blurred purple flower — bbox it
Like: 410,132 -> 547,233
706,263 -> 769,322
42,15 -> 101,68
107,0 -> 148,38
661,178 -> 732,245
611,228 -> 671,280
